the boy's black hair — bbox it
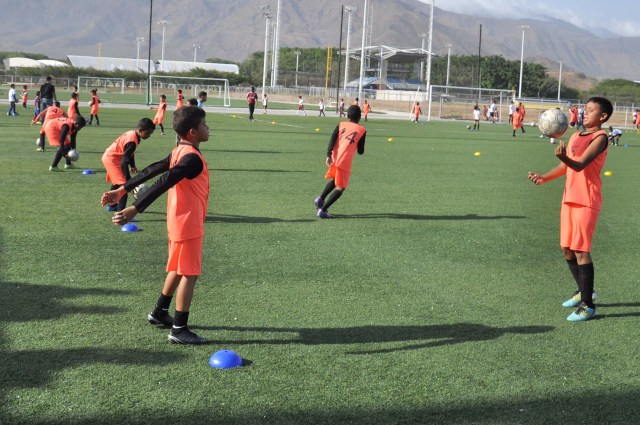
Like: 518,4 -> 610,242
36,91 -> 40,95
177,89 -> 182,93
54,101 -> 61,107
74,115 -> 87,128
160,94 -> 166,99
71,92 -> 78,99
137,117 -> 155,132
46,76 -> 52,82
198,91 -> 207,98
347,105 -> 361,122
587,96 -> 613,123
173,106 -> 206,138
187,98 -> 198,106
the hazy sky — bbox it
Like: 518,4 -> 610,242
422,0 -> 640,37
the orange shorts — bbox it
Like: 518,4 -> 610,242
166,236 -> 203,276
560,203 -> 600,252
325,164 -> 351,189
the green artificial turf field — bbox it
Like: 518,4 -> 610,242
1,107 -> 639,424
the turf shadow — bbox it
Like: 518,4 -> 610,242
209,168 -> 310,173
205,214 -> 314,224
206,149 -> 299,154
337,213 -> 527,221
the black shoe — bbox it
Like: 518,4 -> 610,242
168,327 -> 208,344
147,310 -> 173,327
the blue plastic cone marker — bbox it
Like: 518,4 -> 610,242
121,223 -> 140,232
208,350 -> 243,369
130,217 -> 139,222
82,169 -> 95,175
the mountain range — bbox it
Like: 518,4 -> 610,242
1,0 -> 638,81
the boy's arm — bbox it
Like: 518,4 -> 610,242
326,125 -> 340,166
120,142 -> 137,176
59,125 -> 71,146
357,131 -> 366,155
554,136 -> 608,172
528,162 -> 567,185
101,154 -> 170,207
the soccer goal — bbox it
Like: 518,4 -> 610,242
427,85 -> 516,122
148,75 -> 231,107
77,76 -> 125,94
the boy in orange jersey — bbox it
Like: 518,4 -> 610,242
511,107 -> 523,137
150,94 -> 168,135
44,115 -> 86,171
569,105 -> 578,128
362,99 -> 371,121
100,106 -> 210,344
33,101 -> 67,152
88,89 -> 101,125
518,102 -> 526,133
413,102 -> 422,123
67,92 -> 81,122
314,105 -> 366,218
176,89 -> 184,109
102,118 -> 156,212
528,96 -> 613,322
21,85 -> 28,109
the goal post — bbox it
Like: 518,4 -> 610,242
77,76 -> 125,94
147,75 -> 231,107
427,85 -> 516,122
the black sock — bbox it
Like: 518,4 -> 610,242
160,123 -> 164,133
323,189 -> 343,211
566,259 -> 580,292
320,180 -> 336,200
52,146 -> 65,167
154,294 -> 172,313
117,192 -> 128,212
173,310 -> 190,329
578,263 -> 595,308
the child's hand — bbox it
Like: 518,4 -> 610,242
112,206 -> 138,225
100,187 -> 127,206
528,172 -> 545,185
325,157 -> 333,167
555,141 -> 567,158
130,167 -> 138,174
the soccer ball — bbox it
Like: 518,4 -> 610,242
67,149 -> 80,162
132,183 -> 148,200
36,138 -> 40,146
538,108 -> 568,138
467,125 -> 471,130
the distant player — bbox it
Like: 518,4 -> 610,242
608,126 -> 622,146
472,104 -> 481,131
508,101 -> 515,124
21,85 -> 28,109
100,106 -> 211,344
246,86 -> 258,120
296,95 -> 307,116
353,97 -> 359,106
489,101 -> 496,123
102,118 -> 156,211
33,101 -> 67,152
88,89 -> 101,125
413,102 -> 422,123
362,100 -> 370,121
314,105 -> 366,218
512,107 -> 523,137
7,84 -> 18,116
197,91 -> 207,108
569,105 -> 578,128
67,92 -> 81,121
33,91 -> 41,119
262,94 -> 268,114
44,115 -> 86,171
176,89 -> 184,109
339,98 -> 345,117
319,98 -> 326,117
528,97 -> 613,322
151,94 -> 168,135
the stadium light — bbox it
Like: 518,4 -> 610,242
419,33 -> 427,82
518,24 -> 529,99
261,5 -> 272,97
295,51 -> 301,88
157,20 -> 170,71
425,0 -> 434,121
357,0 -> 369,102
557,60 -> 564,102
445,43 -> 453,89
192,43 -> 201,64
272,0 -> 281,88
344,6 -> 356,93
136,37 -> 145,70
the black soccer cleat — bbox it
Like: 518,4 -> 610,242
168,328 -> 208,345
147,310 -> 173,327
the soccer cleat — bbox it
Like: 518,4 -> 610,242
49,166 -> 62,172
36,147 -> 44,152
64,163 -> 76,169
317,209 -> 331,219
105,205 -> 118,212
567,304 -> 596,322
314,196 -> 324,210
562,291 -> 597,308
168,327 -> 208,344
147,310 -> 173,327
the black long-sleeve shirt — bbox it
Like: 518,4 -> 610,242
122,147 -> 204,213
326,124 -> 366,157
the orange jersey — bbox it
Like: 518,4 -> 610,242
363,104 -> 370,115
90,95 -> 100,114
67,98 -> 79,120
44,118 -> 75,146
414,105 -> 422,117
176,93 -> 184,109
154,101 -> 167,124
512,112 -> 523,129
166,143 -> 210,241
330,121 -> 367,171
635,114 -> 640,125
569,107 -> 578,123
22,90 -> 28,103
562,130 -> 608,210
102,130 -> 139,184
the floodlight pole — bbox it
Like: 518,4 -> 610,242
518,24 -> 529,99
261,5 -> 271,98
357,0 -> 369,103
273,0 -> 281,88
344,6 -> 355,94
425,0 -> 434,121
557,60 -> 564,102
419,33 -> 427,82
192,43 -> 200,64
136,37 -> 144,70
445,43 -> 452,91
158,20 -> 169,71
295,51 -> 301,88
146,0 -> 153,105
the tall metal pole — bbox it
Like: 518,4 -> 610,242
518,25 -> 529,99
557,60 -> 563,102
419,33 -> 427,82
425,0 -> 434,121
146,0 -> 153,105
158,20 -> 169,71
445,43 -> 452,90
295,51 -> 301,88
192,43 -> 200,63
357,0 -> 368,103
273,0 -> 281,87
136,37 -> 144,70
336,5 -> 344,113
261,5 -> 271,98
478,24 -> 482,102
344,6 -> 355,94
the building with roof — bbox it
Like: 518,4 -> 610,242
67,55 -> 238,74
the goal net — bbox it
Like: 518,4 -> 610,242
427,85 -> 516,122
148,76 -> 231,107
77,76 -> 125,94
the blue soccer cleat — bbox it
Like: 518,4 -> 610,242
567,304 -> 596,322
314,196 -> 324,210
317,209 -> 331,219
562,291 -> 597,308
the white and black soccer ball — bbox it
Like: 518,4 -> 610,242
467,125 -> 471,130
538,108 -> 569,138
36,137 -> 40,146
67,149 -> 80,162
132,183 -> 148,200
